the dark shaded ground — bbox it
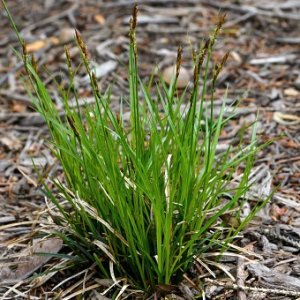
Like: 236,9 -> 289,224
0,0 -> 300,299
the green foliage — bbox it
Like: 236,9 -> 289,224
4,2 -> 268,294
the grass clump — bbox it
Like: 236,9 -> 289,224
4,2 -> 268,296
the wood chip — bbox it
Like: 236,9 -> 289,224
273,112 -> 300,125
58,28 -> 75,44
249,54 -> 298,65
94,14 -> 106,25
247,262 -> 300,291
25,40 -> 48,53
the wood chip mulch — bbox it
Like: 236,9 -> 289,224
0,0 -> 300,299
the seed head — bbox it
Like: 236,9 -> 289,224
75,29 -> 89,58
67,115 -> 79,137
175,45 -> 182,80
64,46 -> 72,68
213,51 -> 230,82
92,72 -> 100,94
131,4 -> 138,32
210,13 -> 226,48
31,54 -> 38,73
129,5 -> 138,58
22,41 -> 27,57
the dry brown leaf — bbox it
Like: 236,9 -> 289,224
12,102 -> 27,113
0,238 -> 63,285
270,203 -> 288,221
280,138 -> 299,149
243,242 -> 255,253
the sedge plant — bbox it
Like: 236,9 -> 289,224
4,2 -> 269,295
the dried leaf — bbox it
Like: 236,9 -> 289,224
0,238 -> 63,285
12,102 -> 27,113
270,203 -> 288,221
243,242 -> 255,253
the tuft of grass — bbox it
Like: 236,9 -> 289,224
4,2 -> 270,295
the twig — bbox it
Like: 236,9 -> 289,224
199,1 -> 300,21
260,228 -> 300,249
274,37 -> 300,44
0,62 -> 23,86
0,90 -> 32,105
20,0 -> 79,33
223,12 -> 256,28
205,278 -> 300,297
236,258 -> 247,300
249,54 -> 298,65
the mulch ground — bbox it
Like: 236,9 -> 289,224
0,0 -> 300,299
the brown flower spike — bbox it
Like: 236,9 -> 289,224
75,29 -> 89,58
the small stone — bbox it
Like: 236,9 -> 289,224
162,65 -> 190,88
58,28 -> 75,44
284,87 -> 299,97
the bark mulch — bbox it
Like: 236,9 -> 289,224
0,0 -> 300,299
